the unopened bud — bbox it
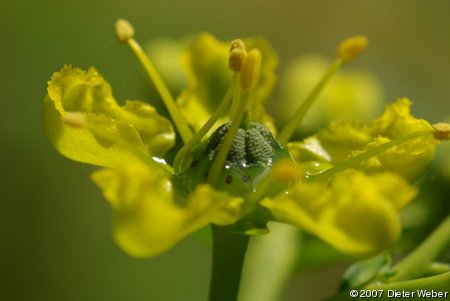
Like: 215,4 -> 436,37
336,35 -> 368,63
240,49 -> 261,91
433,123 -> 450,140
229,39 -> 247,72
115,19 -> 135,43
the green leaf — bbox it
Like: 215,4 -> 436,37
42,65 -> 175,168
340,254 -> 391,290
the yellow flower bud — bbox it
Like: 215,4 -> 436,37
240,49 -> 262,91
336,35 -> 368,63
115,19 -> 135,43
229,39 -> 247,72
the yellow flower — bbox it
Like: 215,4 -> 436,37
43,64 -> 244,258
42,20 -> 445,258
261,170 -> 416,256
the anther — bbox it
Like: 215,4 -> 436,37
240,49 -> 262,91
433,123 -> 450,140
229,39 -> 247,72
115,19 -> 135,43
273,160 -> 303,183
63,112 -> 86,127
336,35 -> 368,63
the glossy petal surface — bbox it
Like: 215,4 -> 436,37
92,163 -> 243,257
261,170 -> 417,256
42,65 -> 175,168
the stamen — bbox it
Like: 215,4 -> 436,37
433,123 -> 450,140
240,49 -> 262,91
278,36 -> 368,145
207,87 -> 245,186
173,73 -> 239,173
115,19 -> 135,43
272,160 -> 304,183
63,112 -> 86,127
308,130 -> 433,182
336,35 -> 368,64
229,39 -> 247,72
115,19 -> 193,144
277,59 -> 342,144
229,39 -> 247,117
207,48 -> 262,186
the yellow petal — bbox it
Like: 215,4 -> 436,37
176,33 -> 278,132
365,98 -> 438,180
315,121 -> 373,163
91,163 -> 243,258
371,98 -> 433,137
261,170 -> 417,257
42,65 -> 175,168
295,98 -> 438,181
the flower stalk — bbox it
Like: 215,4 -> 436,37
388,215 -> 450,282
209,225 -> 250,301
278,58 -> 342,144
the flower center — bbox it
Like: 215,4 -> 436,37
180,121 -> 290,196
207,121 -> 284,166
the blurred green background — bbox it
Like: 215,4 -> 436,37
1,1 -> 450,300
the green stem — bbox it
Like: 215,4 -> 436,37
209,225 -> 250,301
366,272 -> 450,291
238,223 -> 300,301
388,215 -> 450,282
423,262 -> 450,276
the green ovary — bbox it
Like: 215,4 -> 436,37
180,121 -> 291,196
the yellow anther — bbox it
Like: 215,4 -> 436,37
240,48 -> 261,91
115,19 -> 135,43
229,39 -> 247,72
433,123 -> 450,140
273,160 -> 304,183
336,35 -> 368,63
63,112 -> 86,127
